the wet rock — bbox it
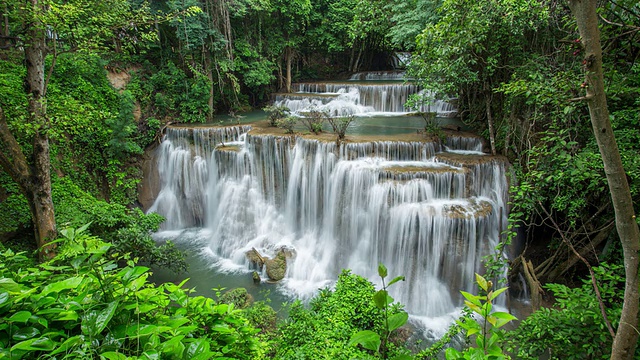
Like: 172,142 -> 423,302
252,271 -> 261,284
219,287 -> 254,309
246,247 -> 266,270
265,249 -> 288,281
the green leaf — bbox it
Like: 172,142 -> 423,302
41,276 -> 84,297
387,312 -> 409,332
100,351 -> 129,360
373,289 -> 393,309
492,311 -> 517,328
387,275 -> 405,287
0,292 -> 10,308
460,291 -> 481,307
50,335 -> 83,355
11,337 -> 55,351
0,278 -> 22,292
475,273 -> 488,292
378,263 -> 388,278
8,311 -> 31,323
348,330 -> 381,352
119,266 -> 150,284
12,326 -> 40,340
488,286 -> 508,301
82,301 -> 118,337
185,338 -> 213,360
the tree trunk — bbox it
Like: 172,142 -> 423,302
0,0 -> 57,259
484,84 -> 497,155
568,1 -> 640,359
285,47 -> 292,94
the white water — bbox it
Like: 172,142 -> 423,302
274,83 -> 457,118
148,125 -> 510,335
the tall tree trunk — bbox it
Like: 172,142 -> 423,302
285,47 -> 292,94
0,0 -> 57,259
568,1 -> 640,359
484,84 -> 497,155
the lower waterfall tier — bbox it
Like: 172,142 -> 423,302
145,124 -> 510,323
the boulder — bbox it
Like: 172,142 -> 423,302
265,249 -> 288,281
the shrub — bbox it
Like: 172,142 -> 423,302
300,109 -> 328,135
506,263 -> 625,359
275,270 -> 409,360
0,230 -> 262,359
263,105 -> 290,127
327,115 -> 355,140
276,116 -> 298,134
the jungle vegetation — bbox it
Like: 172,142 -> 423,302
0,0 -> 639,358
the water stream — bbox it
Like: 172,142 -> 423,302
147,72 -> 510,337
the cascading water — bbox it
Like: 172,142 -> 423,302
149,126 -> 510,333
147,71 -> 510,336
273,73 -> 457,118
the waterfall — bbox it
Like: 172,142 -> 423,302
149,125 -> 510,322
272,72 -> 457,118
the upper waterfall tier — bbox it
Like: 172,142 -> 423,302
146,124 -> 509,321
274,82 -> 457,117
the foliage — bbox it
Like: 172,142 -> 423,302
327,115 -> 355,140
275,270 -> 409,359
348,264 -> 409,360
300,109 -> 327,135
446,273 -> 516,360
0,230 -> 262,359
128,61 -> 211,123
507,264 -> 626,359
52,177 -> 186,273
276,116 -> 298,134
263,105 -> 290,127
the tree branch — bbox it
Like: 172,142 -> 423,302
539,201 -> 616,339
0,107 -> 32,190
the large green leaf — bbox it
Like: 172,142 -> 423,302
347,330 -> 381,352
387,312 -> 408,332
373,289 -> 393,309
12,326 -> 40,340
40,276 -> 84,297
82,301 -> 119,337
8,311 -> 31,323
10,336 -> 55,351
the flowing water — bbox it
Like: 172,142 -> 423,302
147,72 -> 510,337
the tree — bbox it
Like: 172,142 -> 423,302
0,0 -> 154,258
567,1 -> 640,358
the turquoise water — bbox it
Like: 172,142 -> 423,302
208,110 -> 465,135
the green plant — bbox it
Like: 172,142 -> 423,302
300,109 -> 327,135
506,263 -> 625,359
275,270 -> 409,359
445,273 -> 516,360
276,116 -> 298,134
263,105 -> 290,127
0,227 -> 262,359
348,264 -> 410,360
327,115 -> 355,140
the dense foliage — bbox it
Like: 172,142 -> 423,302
275,270 -> 410,359
1,0 -> 639,358
0,231 -> 262,359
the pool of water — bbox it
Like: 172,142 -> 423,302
205,110 -> 466,136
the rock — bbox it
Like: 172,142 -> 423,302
219,287 -> 254,309
265,249 -> 288,281
252,271 -> 261,284
246,247 -> 266,269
